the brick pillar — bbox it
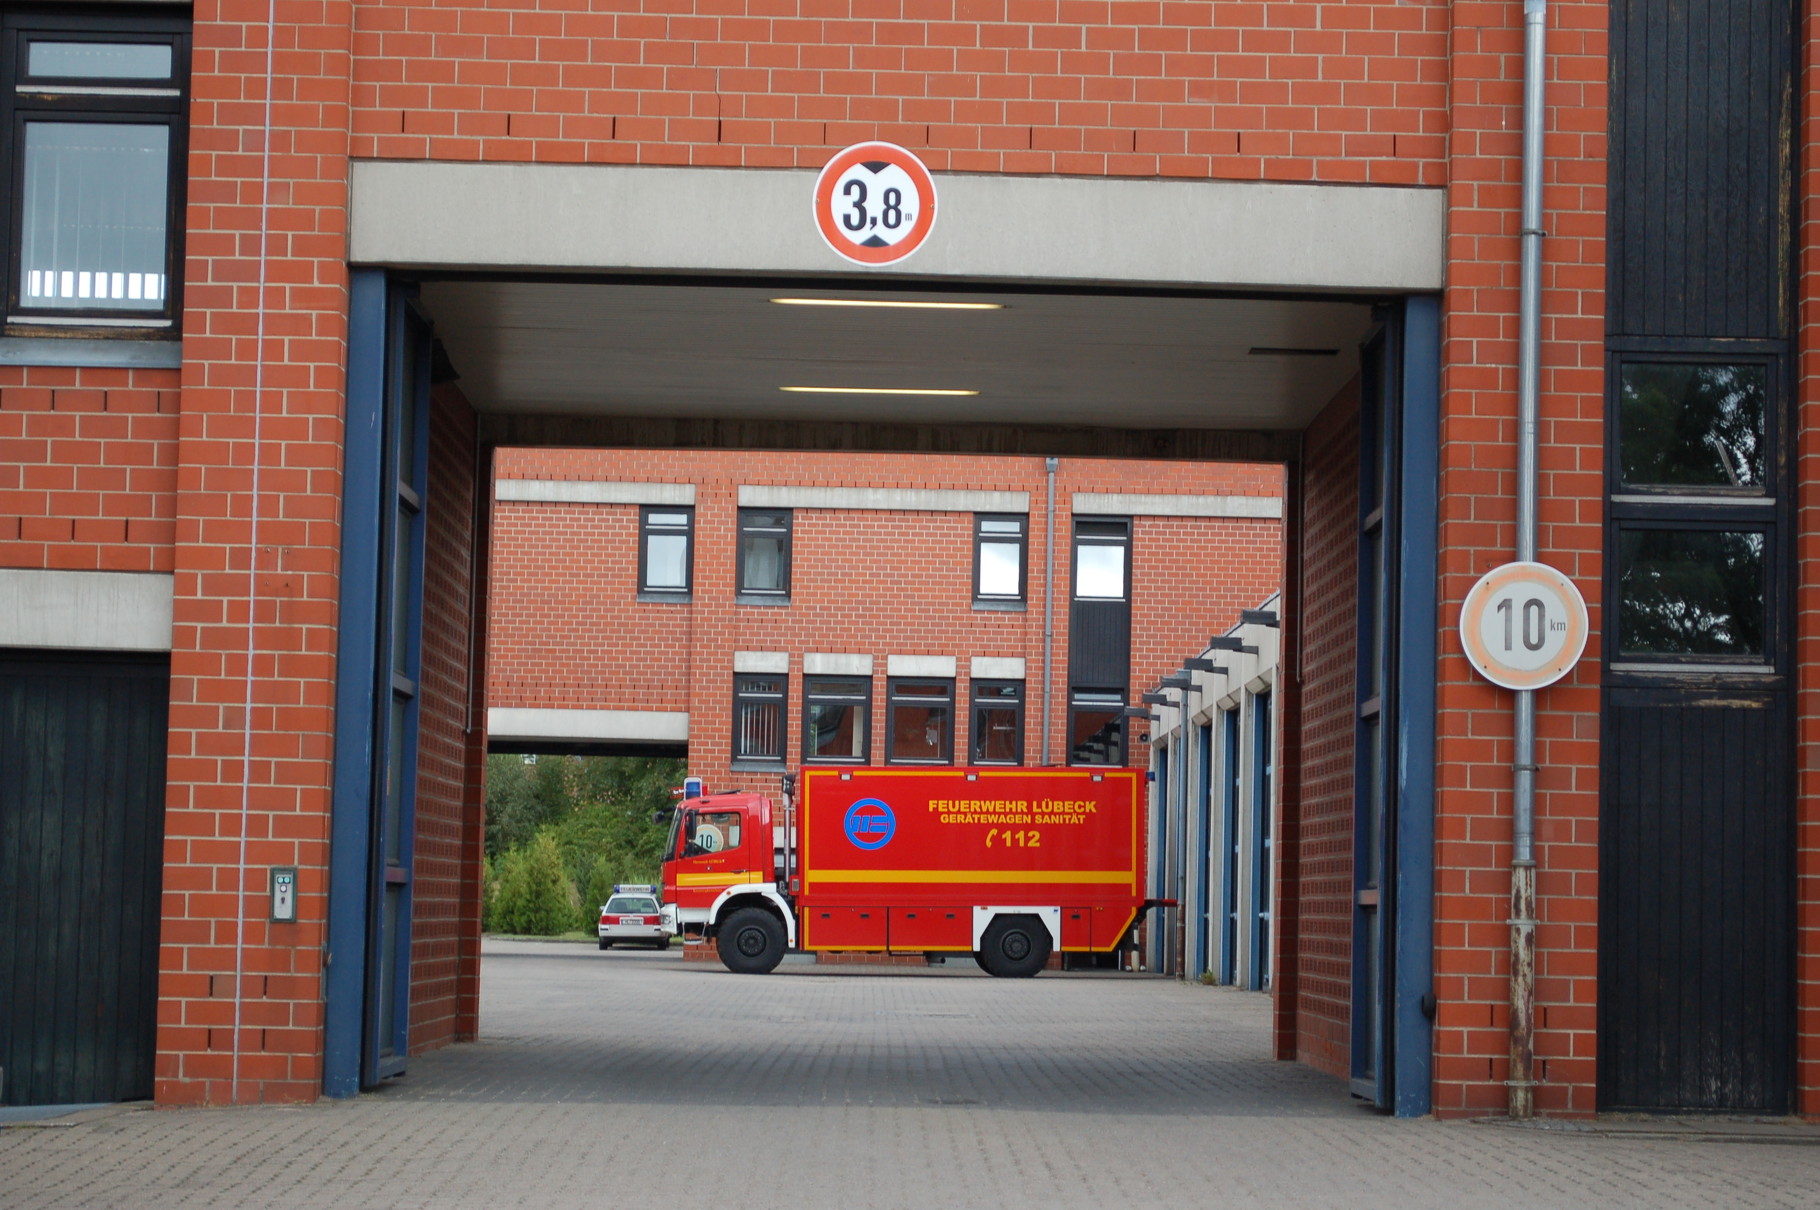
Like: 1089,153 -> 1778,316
1432,0 -> 1608,1118
1793,0 -> 1820,1123
156,0 -> 354,1106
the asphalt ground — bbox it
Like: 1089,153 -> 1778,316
2,939 -> 1817,1209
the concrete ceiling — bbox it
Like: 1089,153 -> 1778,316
418,280 -> 1375,434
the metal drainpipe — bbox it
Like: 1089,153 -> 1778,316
1509,0 -> 1548,1121
1042,457 -> 1059,764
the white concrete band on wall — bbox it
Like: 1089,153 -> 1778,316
804,653 -> 873,675
970,656 -> 1026,679
350,161 -> 1445,292
0,569 -> 174,651
739,486 -> 1028,513
887,654 -> 957,677
486,707 -> 689,744
495,479 -> 695,505
1071,493 -> 1283,519
733,651 -> 789,673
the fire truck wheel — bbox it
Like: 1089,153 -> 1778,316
719,908 -> 786,974
978,915 -> 1050,978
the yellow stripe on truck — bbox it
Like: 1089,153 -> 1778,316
808,869 -> 1133,885
674,872 -> 762,887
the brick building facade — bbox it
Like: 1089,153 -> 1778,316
0,0 -> 1815,1123
485,449 -> 1283,794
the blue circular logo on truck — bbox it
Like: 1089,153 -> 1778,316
843,798 -> 896,850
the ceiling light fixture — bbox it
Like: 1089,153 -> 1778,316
770,297 -> 1004,310
780,386 -> 979,396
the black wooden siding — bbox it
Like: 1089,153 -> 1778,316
1601,0 -> 1797,1112
1598,690 -> 1793,1112
1607,0 -> 1792,340
0,652 -> 169,1106
1067,599 -> 1130,690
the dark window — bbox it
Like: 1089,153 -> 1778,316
1609,354 -> 1781,667
1618,362 -> 1767,492
639,506 -> 692,595
733,675 -> 786,764
974,514 -> 1026,602
737,508 -> 791,600
1073,517 -> 1130,600
1067,688 -> 1125,765
1616,527 -> 1767,659
886,677 -> 953,765
803,676 -> 869,764
2,10 -> 190,331
969,680 -> 1023,764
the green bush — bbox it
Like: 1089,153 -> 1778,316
485,831 -> 577,935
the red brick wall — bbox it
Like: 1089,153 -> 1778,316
0,367 -> 180,571
1430,0 -> 1608,1118
410,385 -> 485,1053
1794,0 -> 1820,1122
1289,377 -> 1359,1079
153,0 -> 355,1106
489,449 -> 1282,792
349,0 -> 1449,182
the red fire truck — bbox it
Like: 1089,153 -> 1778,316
660,767 -> 1152,976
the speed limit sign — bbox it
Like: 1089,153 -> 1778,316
1459,561 -> 1589,691
813,142 -> 937,265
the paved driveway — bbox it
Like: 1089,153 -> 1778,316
3,940 -> 1816,1209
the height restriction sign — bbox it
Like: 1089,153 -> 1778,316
813,142 -> 937,265
1458,561 -> 1589,691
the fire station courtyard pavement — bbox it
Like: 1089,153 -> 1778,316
4,940 -> 1818,1209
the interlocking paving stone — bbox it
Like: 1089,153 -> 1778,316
3,939 -> 1816,1209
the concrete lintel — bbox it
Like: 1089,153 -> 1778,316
478,414 -> 1303,465
1072,492 -> 1284,519
970,656 -> 1027,679
496,479 -> 695,506
733,651 -> 790,674
351,160 -> 1444,292
0,569 -> 174,651
486,706 -> 689,744
740,485 -> 1028,513
804,653 -> 873,676
0,337 -> 182,370
888,654 -> 957,678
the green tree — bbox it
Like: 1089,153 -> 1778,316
484,753 -> 579,855
483,755 -> 686,932
484,830 -> 576,935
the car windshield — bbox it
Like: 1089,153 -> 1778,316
606,896 -> 658,914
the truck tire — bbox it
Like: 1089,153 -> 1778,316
977,915 -> 1050,978
718,908 -> 786,974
